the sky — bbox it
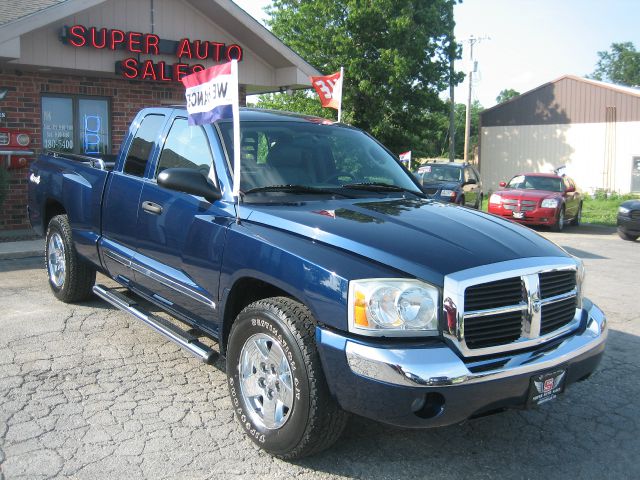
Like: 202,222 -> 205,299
234,0 -> 640,108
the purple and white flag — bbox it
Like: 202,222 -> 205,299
181,60 -> 241,195
181,61 -> 238,125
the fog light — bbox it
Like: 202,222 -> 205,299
413,392 -> 445,419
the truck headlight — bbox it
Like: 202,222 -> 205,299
440,189 -> 456,198
489,193 -> 502,205
541,198 -> 559,208
348,279 -> 439,336
618,206 -> 630,215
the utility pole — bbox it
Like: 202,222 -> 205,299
463,35 -> 488,163
448,2 -> 455,162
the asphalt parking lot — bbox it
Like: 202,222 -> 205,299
1,225 -> 639,479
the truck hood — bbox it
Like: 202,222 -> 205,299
243,197 -> 568,284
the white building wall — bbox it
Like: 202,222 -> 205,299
480,121 -> 640,193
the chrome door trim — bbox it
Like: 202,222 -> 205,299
103,248 -> 216,309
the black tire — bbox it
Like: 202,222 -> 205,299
226,297 -> 348,459
552,207 -> 565,232
618,228 -> 639,241
570,202 -> 582,226
45,214 -> 96,303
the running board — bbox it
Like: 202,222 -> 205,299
93,284 -> 217,364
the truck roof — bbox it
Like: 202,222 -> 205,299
164,106 -> 336,124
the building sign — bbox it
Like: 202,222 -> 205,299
60,25 -> 243,82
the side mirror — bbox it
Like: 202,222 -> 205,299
499,181 -> 507,188
464,178 -> 477,186
565,185 -> 575,193
157,168 -> 222,202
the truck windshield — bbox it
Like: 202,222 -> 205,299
419,164 -> 462,182
507,175 -> 563,192
217,121 -> 421,195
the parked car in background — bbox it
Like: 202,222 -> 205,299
414,162 -> 483,208
617,199 -> 640,241
488,173 -> 582,231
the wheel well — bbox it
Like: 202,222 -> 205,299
44,199 -> 66,231
221,278 -> 294,354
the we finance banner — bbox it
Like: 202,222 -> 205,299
181,61 -> 238,126
181,60 -> 241,196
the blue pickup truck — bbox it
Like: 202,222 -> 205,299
28,107 -> 607,459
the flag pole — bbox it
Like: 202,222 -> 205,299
231,59 -> 241,223
338,66 -> 343,123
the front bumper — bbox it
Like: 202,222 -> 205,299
488,205 -> 558,226
317,299 -> 606,428
617,214 -> 640,235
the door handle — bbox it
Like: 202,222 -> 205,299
142,201 -> 163,215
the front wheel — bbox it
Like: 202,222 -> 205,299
552,207 -> 565,232
618,228 -> 639,241
45,214 -> 96,303
226,297 -> 348,459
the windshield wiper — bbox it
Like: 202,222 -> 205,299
341,182 -> 423,195
243,184 -> 353,197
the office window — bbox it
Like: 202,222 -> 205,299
42,95 -> 110,155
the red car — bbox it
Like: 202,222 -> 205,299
488,173 -> 582,231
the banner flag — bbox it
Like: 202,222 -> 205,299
181,60 -> 241,196
310,68 -> 343,121
399,151 -> 411,164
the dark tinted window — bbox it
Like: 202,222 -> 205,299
123,114 -> 165,177
157,118 -> 214,178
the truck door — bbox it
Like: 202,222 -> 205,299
100,112 -> 167,284
130,116 -> 232,333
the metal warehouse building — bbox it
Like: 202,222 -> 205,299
479,75 -> 640,194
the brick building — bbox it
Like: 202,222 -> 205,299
0,0 -> 319,233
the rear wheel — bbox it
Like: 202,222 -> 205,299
226,297 -> 348,459
45,214 -> 96,303
618,229 -> 639,241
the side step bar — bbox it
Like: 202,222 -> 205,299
93,284 -> 218,364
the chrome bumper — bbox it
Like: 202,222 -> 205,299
346,299 -> 607,387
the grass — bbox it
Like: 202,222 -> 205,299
480,192 -> 638,227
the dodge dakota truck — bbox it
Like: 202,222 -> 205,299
28,107 -> 607,459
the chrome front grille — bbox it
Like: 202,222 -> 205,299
443,258 -> 581,357
502,199 -> 537,212
631,210 -> 640,220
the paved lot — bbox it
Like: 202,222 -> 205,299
1,226 -> 639,479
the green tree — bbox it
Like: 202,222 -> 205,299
264,0 -> 461,156
454,100 -> 483,159
254,90 -> 334,119
496,88 -> 520,104
589,42 -> 640,86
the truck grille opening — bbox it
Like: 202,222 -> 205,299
464,276 -> 524,311
463,310 -> 523,349
539,270 -> 576,298
541,297 -> 577,335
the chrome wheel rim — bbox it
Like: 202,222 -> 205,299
47,232 -> 66,288
239,333 -> 294,430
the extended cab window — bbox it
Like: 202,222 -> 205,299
156,118 -> 214,179
123,114 -> 165,177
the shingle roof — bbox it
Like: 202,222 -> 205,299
0,0 -> 68,26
